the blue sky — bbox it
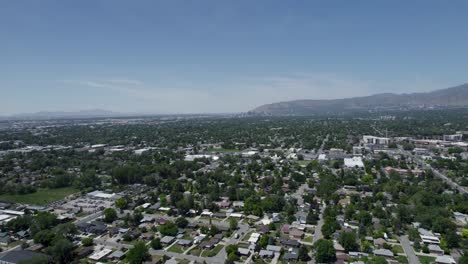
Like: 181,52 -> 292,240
1,1 -> 468,114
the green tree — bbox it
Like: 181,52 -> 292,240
47,238 -> 74,264
33,230 -> 55,247
115,198 -> 128,211
103,208 -> 118,223
458,255 -> 468,264
175,217 -> 189,228
158,222 -> 178,236
321,217 -> 340,239
6,215 -> 33,232
150,238 -> 162,250
30,212 -> 58,235
314,239 -> 336,263
77,170 -> 101,190
298,245 -> 310,261
81,237 -> 93,247
229,218 -> 238,231
225,244 -> 238,255
54,223 -> 78,239
126,241 -> 150,264
258,235 -> 269,248
338,231 -> 359,252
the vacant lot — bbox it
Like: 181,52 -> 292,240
0,187 -> 79,205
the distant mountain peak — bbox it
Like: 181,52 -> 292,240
250,83 -> 468,115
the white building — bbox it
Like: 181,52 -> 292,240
242,150 -> 258,158
248,233 -> 260,244
344,157 -> 364,168
443,134 -> 463,142
362,135 -> 389,145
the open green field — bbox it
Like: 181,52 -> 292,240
0,187 -> 79,205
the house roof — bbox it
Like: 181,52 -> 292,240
266,245 -> 281,252
0,250 -> 48,264
435,255 -> 456,264
428,244 -> 443,251
161,236 -> 175,244
374,249 -> 394,257
237,248 -> 250,255
289,229 -> 304,237
259,250 -> 274,257
283,252 -> 299,261
177,239 -> 192,246
108,250 -> 125,259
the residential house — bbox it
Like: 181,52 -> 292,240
259,250 -> 274,258
177,239 -> 192,247
160,236 -> 175,245
373,238 -> 386,248
283,248 -> 299,262
0,232 -> 11,246
373,249 -> 394,260
0,250 -> 49,264
428,245 -> 444,256
289,229 -> 304,240
435,255 -> 456,264
266,245 -> 281,253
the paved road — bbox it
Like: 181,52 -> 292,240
399,235 -> 420,264
75,211 -> 103,224
316,134 -> 329,157
94,237 -> 132,249
312,202 -> 326,244
404,151 -> 467,194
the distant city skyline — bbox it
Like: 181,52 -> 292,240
1,1 -> 468,115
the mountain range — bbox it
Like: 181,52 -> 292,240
250,83 -> 468,116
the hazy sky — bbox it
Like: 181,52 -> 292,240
1,1 -> 468,115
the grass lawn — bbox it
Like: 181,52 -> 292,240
396,256 -> 409,264
392,244 -> 404,254
418,255 -> 436,264
0,187 -> 79,205
189,247 -> 202,256
7,240 -> 23,249
167,244 -> 184,253
302,236 -> 313,243
242,231 -> 254,242
181,234 -> 193,240
201,244 -> 224,257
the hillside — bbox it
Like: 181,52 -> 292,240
250,83 -> 468,115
